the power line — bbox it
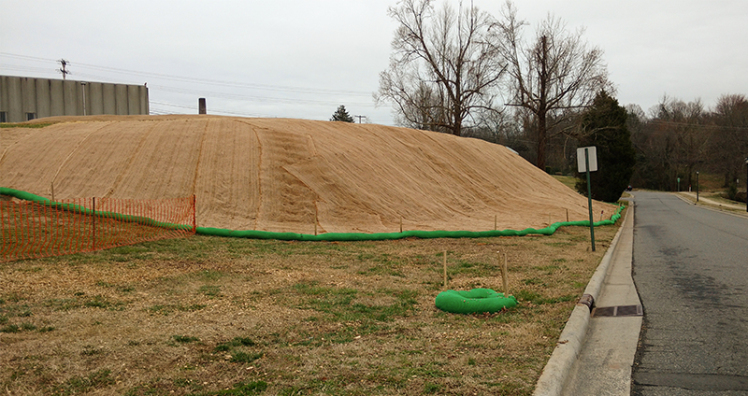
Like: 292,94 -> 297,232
150,101 -> 269,118
0,52 -> 373,96
648,119 -> 748,131
148,84 -> 375,107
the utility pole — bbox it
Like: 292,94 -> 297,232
57,59 -> 70,80
354,115 -> 365,124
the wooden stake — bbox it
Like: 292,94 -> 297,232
314,208 -> 318,236
502,252 -> 509,295
443,250 -> 448,289
566,209 -> 569,222
494,214 -> 497,230
400,216 -> 403,233
51,182 -> 55,202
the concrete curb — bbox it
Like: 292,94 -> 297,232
532,204 -> 632,396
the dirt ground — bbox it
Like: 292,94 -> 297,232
0,116 -> 616,234
0,219 -> 620,396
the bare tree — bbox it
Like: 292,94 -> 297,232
655,97 -> 711,188
711,94 -> 748,187
493,1 -> 610,170
376,0 -> 505,136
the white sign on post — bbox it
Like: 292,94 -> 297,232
577,146 -> 598,173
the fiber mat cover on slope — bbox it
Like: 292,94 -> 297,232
0,116 -> 618,233
1,187 -> 623,242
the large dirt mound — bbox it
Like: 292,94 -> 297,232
0,115 -> 614,233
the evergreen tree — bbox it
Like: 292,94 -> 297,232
575,91 -> 636,202
330,105 -> 354,122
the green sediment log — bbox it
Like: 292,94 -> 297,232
2,187 -> 624,241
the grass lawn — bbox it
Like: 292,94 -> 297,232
0,213 -> 622,396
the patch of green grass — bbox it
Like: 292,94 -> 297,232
173,377 -> 194,388
198,285 -> 221,298
450,260 -> 495,276
53,369 -> 114,395
39,326 -> 56,333
44,295 -> 126,311
544,241 -> 574,248
193,380 -> 267,395
534,264 -> 561,274
5,294 -> 24,303
172,335 -> 200,344
45,298 -> 80,311
424,382 -> 442,394
294,288 -> 418,344
0,315 -> 8,325
21,322 -> 37,331
214,337 -> 256,352
230,351 -> 263,364
84,295 -> 126,310
1,324 -> 20,333
0,122 -> 53,128
293,281 -> 357,297
1,302 -> 33,317
196,270 -> 225,282
358,264 -> 405,277
278,387 -> 305,396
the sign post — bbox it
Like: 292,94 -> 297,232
577,146 -> 598,252
696,172 -> 700,203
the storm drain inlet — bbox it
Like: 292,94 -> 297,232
591,305 -> 643,317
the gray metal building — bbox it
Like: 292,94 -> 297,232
0,75 -> 149,123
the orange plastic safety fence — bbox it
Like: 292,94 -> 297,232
0,196 -> 196,262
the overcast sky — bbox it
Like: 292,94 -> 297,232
2,1 -> 747,125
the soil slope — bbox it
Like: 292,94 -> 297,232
0,115 -> 615,233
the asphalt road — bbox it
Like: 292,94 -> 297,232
632,191 -> 748,395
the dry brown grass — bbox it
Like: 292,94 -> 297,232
0,218 -> 621,396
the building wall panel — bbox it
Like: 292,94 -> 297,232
115,84 -> 128,115
49,79 -> 65,117
89,82 -> 104,115
0,76 -> 149,122
36,79 -> 51,118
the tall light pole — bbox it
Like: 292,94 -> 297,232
81,82 -> 87,116
745,158 -> 748,212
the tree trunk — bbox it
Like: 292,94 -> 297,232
535,35 -> 549,172
537,111 -> 547,171
453,100 -> 462,136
